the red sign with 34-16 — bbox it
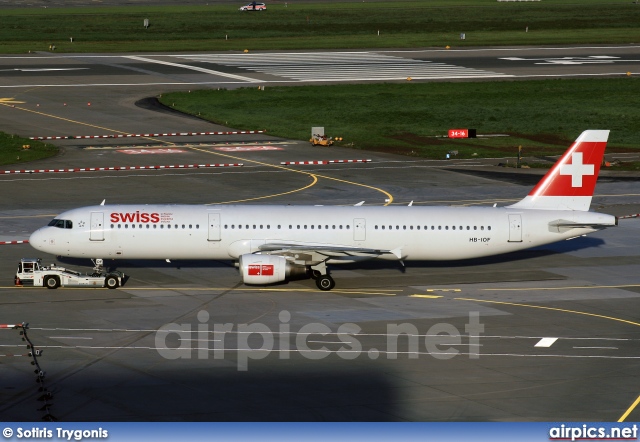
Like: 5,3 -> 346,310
448,129 -> 468,138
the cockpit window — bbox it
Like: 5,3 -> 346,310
48,219 -> 72,229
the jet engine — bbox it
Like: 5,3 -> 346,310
239,254 -> 306,285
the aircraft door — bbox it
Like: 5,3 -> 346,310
353,218 -> 366,241
508,214 -> 522,242
90,212 -> 104,241
208,212 -> 221,241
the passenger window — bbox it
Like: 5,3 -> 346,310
452,226 -> 456,230
132,224 -> 136,229
488,226 -> 492,231
438,226 -> 441,230
311,225 -> 314,229
161,225 -> 164,229
111,224 -> 114,228
381,225 -> 385,230
253,225 -> 256,229
167,225 -> 171,229
147,225 -> 150,229
118,224 -> 121,229
125,224 -> 129,229
481,226 -> 485,230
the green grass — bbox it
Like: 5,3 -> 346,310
0,1 -> 639,53
0,132 -> 58,167
160,78 -> 640,159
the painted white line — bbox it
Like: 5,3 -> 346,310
573,346 -> 619,350
48,336 -> 93,340
535,337 -> 558,348
125,55 -> 260,83
307,340 -> 352,344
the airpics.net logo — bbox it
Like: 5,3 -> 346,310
549,424 -> 638,441
154,310 -> 485,371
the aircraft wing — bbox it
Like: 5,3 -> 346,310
258,242 -> 402,261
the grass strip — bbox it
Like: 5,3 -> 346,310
0,1 -> 638,53
0,132 -> 58,167
160,77 -> 640,159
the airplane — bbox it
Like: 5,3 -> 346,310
29,130 -> 617,291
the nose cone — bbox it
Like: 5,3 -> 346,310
29,228 -> 50,253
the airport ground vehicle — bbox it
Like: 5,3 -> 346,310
239,2 -> 266,11
15,258 -> 124,289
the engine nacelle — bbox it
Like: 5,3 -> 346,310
239,254 -> 294,285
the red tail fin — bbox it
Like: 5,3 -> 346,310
508,130 -> 609,211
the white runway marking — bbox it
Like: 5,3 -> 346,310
125,55 -> 260,83
535,337 -> 558,347
176,52 -> 511,82
0,68 -> 89,72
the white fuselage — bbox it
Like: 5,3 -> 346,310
29,204 -> 615,262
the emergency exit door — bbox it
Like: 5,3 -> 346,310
353,218 -> 366,241
508,214 -> 522,242
90,212 -> 104,241
208,212 -> 221,241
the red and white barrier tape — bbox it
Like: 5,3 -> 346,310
0,324 -> 21,328
281,159 -> 371,165
1,163 -> 243,175
0,240 -> 28,245
29,130 -> 265,140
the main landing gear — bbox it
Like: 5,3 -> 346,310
310,262 -> 335,291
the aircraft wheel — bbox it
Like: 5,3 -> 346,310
316,275 -> 335,291
105,275 -> 119,289
44,276 -> 60,289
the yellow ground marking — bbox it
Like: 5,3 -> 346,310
0,98 -> 25,104
426,288 -> 461,292
455,297 -> 640,328
618,394 -> 640,422
211,174 -> 319,204
409,294 -> 443,299
185,145 -> 394,206
482,284 -> 640,291
455,297 -> 640,422
1,103 -> 393,204
0,103 -> 172,145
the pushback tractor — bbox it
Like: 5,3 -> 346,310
15,258 -> 124,289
